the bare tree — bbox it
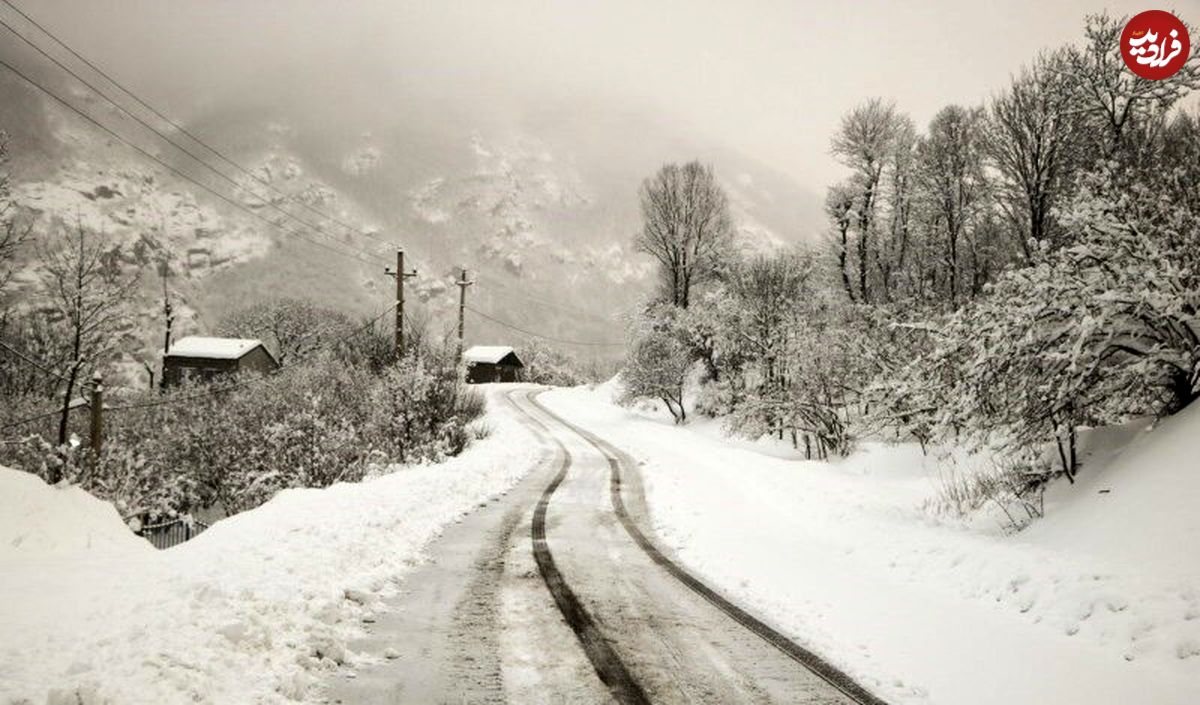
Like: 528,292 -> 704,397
881,118 -> 918,301
831,98 -> 907,303
916,105 -> 989,305
727,252 -> 813,391
218,297 -> 353,365
824,182 -> 856,301
986,50 -> 1084,258
39,219 -> 137,448
1062,13 -> 1200,159
0,131 -> 31,302
635,161 -> 733,309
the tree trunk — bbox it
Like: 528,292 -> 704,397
839,225 -> 855,302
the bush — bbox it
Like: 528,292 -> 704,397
0,348 -> 487,523
924,453 -> 1052,532
520,339 -> 590,386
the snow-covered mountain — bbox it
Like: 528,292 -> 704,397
0,71 -> 823,377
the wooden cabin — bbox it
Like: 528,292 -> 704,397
463,345 -> 524,384
162,336 -> 279,387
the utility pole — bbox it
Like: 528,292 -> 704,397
89,371 -> 103,455
455,267 -> 474,359
384,248 -> 417,359
159,258 -> 173,390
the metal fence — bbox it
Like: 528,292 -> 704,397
138,517 -> 210,549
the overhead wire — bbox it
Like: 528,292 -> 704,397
463,304 -> 623,347
0,405 -> 67,433
0,0 -> 390,248
0,338 -> 87,388
0,5 -> 627,360
0,16 -> 388,266
0,58 -> 381,267
471,272 -> 621,324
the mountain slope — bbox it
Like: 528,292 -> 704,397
1,71 -> 823,381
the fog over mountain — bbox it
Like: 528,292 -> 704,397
0,0 -> 1159,366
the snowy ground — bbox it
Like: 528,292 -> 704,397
0,387 -> 539,705
541,383 -> 1200,705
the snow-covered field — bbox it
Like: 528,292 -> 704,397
0,387 -> 539,705
541,383 -> 1200,705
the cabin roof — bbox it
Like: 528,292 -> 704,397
166,336 -> 265,360
462,345 -> 522,366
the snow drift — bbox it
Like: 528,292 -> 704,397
1030,401 -> 1200,577
0,387 -> 541,705
0,467 -> 150,558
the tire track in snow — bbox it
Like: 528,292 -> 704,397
526,390 -> 891,705
508,389 -> 653,705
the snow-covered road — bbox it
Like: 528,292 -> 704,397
5,382 -> 1197,704
331,387 -> 875,704
539,384 -> 1200,705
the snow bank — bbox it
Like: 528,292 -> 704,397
0,386 -> 541,705
541,386 -> 1200,705
1030,402 -> 1200,577
0,467 -> 150,558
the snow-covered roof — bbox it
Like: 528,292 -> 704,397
462,345 -> 519,365
166,336 -> 264,360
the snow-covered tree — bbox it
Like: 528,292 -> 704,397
831,98 -> 911,303
0,131 -> 30,300
634,161 -> 734,309
915,105 -> 990,304
1063,13 -> 1200,159
218,298 -> 356,365
38,220 -> 137,450
985,49 -> 1086,257
620,317 -> 691,424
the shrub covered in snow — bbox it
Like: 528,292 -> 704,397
519,338 -> 591,387
0,346 -> 485,523
619,311 -> 692,424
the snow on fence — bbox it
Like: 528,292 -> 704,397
137,517 -> 209,549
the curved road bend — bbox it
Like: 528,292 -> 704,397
511,388 -> 885,705
328,385 -> 885,704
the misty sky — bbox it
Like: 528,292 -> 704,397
5,0 -> 1195,194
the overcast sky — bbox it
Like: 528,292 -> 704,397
6,0 -> 1195,193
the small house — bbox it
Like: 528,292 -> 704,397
463,345 -> 524,384
162,336 -> 279,387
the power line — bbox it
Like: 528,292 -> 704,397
0,1 -> 637,323
0,1 -> 634,333
472,272 -> 621,324
0,15 -> 389,265
0,57 -> 382,267
464,304 -> 624,347
0,0 -> 389,249
0,338 -> 86,388
0,404 -> 71,433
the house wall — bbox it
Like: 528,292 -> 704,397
162,357 -> 238,387
467,363 -> 522,384
162,346 -> 279,387
240,346 -> 279,375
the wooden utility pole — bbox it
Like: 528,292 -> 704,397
89,371 -> 103,454
161,273 -> 173,353
455,267 -> 474,359
159,258 -> 173,389
384,249 -> 417,359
